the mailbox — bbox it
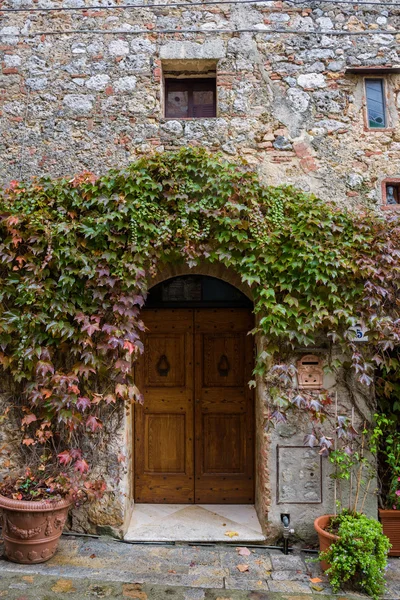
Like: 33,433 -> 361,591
297,354 -> 323,389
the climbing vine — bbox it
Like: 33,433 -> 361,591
0,148 -> 399,475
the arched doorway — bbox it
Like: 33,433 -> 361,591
133,275 -> 255,504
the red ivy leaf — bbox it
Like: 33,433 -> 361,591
21,414 -> 37,426
22,438 -> 35,446
35,361 -> 55,377
123,341 -> 136,355
70,448 -> 82,460
74,459 -> 89,474
86,415 -> 102,432
82,322 -> 101,336
76,396 -> 91,411
58,450 -> 72,465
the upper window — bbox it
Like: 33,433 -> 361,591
165,78 -> 216,119
365,79 -> 386,129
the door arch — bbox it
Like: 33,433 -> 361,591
134,276 -> 255,504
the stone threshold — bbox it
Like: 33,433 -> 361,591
124,504 -> 266,543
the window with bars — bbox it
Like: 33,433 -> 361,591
165,78 -> 217,119
365,79 -> 386,129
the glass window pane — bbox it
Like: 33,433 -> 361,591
165,78 -> 216,119
386,184 -> 399,205
166,90 -> 189,118
366,79 -> 386,128
146,276 -> 252,308
192,90 -> 215,118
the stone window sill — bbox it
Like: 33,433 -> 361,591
162,117 -> 219,121
381,205 -> 400,211
364,127 -> 394,133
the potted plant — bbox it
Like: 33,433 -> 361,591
372,412 -> 400,556
316,510 -> 390,600
0,453 -> 105,564
313,434 -> 390,599
312,425 -> 390,596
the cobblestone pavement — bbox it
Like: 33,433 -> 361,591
0,536 -> 399,599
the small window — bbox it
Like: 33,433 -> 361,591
384,182 -> 400,206
165,78 -> 216,119
365,79 -> 386,129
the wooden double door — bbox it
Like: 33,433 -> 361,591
134,308 -> 254,504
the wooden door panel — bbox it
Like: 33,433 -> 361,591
203,334 -> 244,387
135,309 -> 194,503
144,414 -> 186,473
194,308 -> 254,504
145,334 -> 185,387
202,413 -> 245,473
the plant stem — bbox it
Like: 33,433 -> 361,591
353,422 -> 366,513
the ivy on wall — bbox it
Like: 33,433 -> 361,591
0,148 -> 399,470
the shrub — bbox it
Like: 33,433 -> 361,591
321,511 -> 391,599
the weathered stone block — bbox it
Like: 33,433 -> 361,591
63,94 -> 94,115
160,40 -> 225,60
297,73 -> 326,90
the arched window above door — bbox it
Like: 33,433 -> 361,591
146,275 -> 252,308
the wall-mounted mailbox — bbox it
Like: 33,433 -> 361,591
297,354 -> 323,389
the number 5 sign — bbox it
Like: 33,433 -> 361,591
349,323 -> 369,342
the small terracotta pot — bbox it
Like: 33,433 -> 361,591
379,509 -> 400,557
314,514 -> 338,571
0,494 -> 71,564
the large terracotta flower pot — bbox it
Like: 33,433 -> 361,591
314,514 -> 338,571
379,509 -> 400,557
0,494 -> 71,564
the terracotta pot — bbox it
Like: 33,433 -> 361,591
0,494 -> 71,564
314,514 -> 338,571
379,509 -> 400,557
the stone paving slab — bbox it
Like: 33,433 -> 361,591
0,536 -> 398,598
0,573 -> 371,600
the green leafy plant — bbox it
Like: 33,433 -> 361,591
321,511 -> 391,599
0,147 -> 398,477
371,412 -> 400,509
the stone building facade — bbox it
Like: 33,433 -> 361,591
0,0 -> 399,541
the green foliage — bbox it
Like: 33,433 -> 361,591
372,412 -> 400,509
0,147 -> 399,473
321,511 -> 391,599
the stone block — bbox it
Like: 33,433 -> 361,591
297,73 -> 326,89
86,75 -> 111,91
63,94 -> 94,115
270,554 -> 306,571
109,40 -> 130,57
160,40 -> 226,60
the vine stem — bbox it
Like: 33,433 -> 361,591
349,407 -> 354,511
353,422 -> 366,514
334,391 -> 337,517
360,478 -> 371,514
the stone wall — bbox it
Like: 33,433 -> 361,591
267,356 -> 377,543
0,0 -> 400,209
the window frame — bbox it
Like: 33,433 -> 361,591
164,77 -> 217,120
364,77 -> 389,131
